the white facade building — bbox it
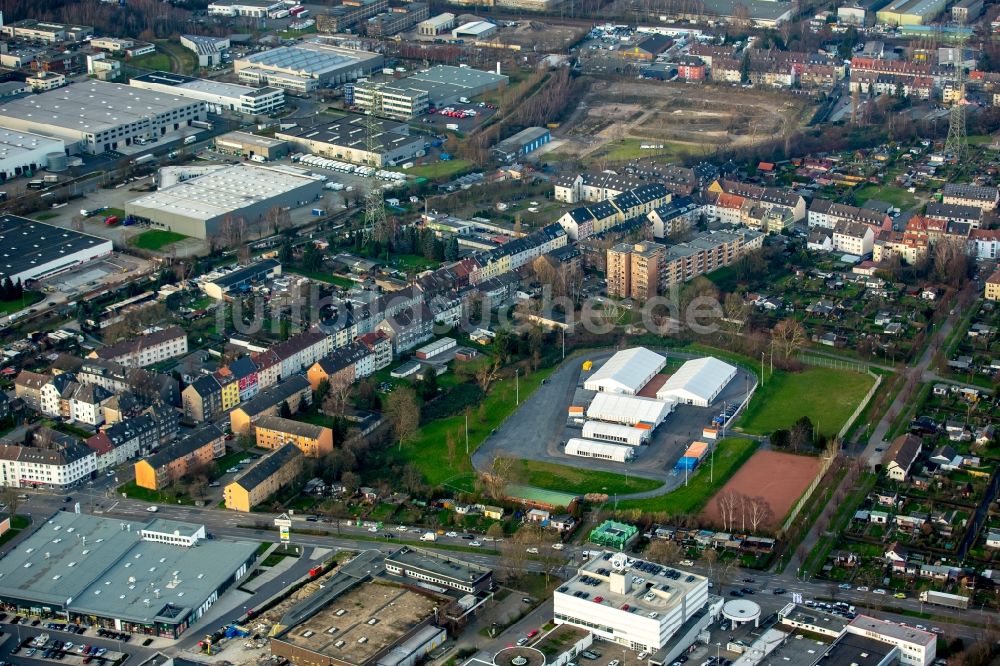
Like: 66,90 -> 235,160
656,356 -> 736,407
847,616 -> 936,666
129,72 -> 284,117
0,127 -> 66,180
587,393 -> 675,428
581,421 -> 650,446
0,435 -> 97,489
584,347 -> 666,395
554,553 -> 710,653
565,438 -> 635,462
89,326 -> 188,368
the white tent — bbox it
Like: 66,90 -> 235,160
587,393 -> 675,427
656,356 -> 736,407
582,421 -> 650,446
565,438 -> 635,463
583,347 -> 666,395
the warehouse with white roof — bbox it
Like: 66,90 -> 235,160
565,438 -> 635,463
586,393 -> 674,428
125,163 -> 323,240
0,127 -> 65,180
582,421 -> 650,446
584,347 -> 666,395
656,356 -> 736,407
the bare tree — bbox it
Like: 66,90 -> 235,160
772,318 -> 807,359
746,496 -> 774,534
646,539 -> 682,564
481,455 -> 516,499
322,371 -> 354,417
383,386 -> 420,450
475,357 -> 503,393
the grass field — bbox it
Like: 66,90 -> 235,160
616,438 -> 759,513
285,267 -> 355,288
854,185 -> 918,210
397,159 -> 471,180
598,138 -> 704,163
738,366 -> 875,437
156,40 -> 197,75
514,460 -> 662,495
0,290 -> 43,315
0,515 -> 30,549
129,52 -> 172,72
395,365 -> 557,487
117,481 -> 195,505
130,230 -> 188,251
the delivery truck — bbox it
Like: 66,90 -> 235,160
919,591 -> 969,609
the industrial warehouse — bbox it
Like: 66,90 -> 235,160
0,128 -> 66,180
0,81 -> 207,154
276,114 -> 425,167
0,512 -> 258,637
0,214 -> 114,283
124,164 -> 324,240
129,71 -> 285,116
234,42 -> 383,93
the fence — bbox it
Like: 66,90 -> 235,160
781,451 -> 838,534
837,370 -> 882,442
800,354 -> 870,374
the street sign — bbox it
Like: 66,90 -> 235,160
279,525 -> 290,544
276,513 -> 292,544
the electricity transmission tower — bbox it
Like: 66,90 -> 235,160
944,34 -> 968,161
361,110 -> 387,246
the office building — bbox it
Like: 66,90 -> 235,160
130,71 -> 284,116
384,546 -> 494,594
352,81 -> 430,120
214,132 -> 289,161
0,81 -> 206,155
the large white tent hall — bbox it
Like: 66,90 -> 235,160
583,347 -> 666,395
656,356 -> 736,407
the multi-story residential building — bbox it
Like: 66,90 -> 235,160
224,443 -> 304,511
607,241 -> 664,301
307,342 -> 373,390
253,416 -> 334,458
832,221 -> 876,256
924,201 -> 983,228
272,328 -> 333,380
557,186 -> 669,240
873,230 -> 929,264
77,360 -> 180,407
85,409 -> 172,471
215,372 -> 240,411
808,199 -> 891,230
358,331 -> 393,370
182,374 -> 223,423
660,230 -> 764,289
376,304 -> 434,354
39,373 -> 78,418
970,228 -> 1000,260
251,349 -> 282,389
0,428 -> 96,489
706,180 -> 806,221
68,384 -> 113,426
984,269 -> 1000,301
87,326 -> 188,368
14,370 -> 49,412
230,376 -> 312,434
942,183 -> 999,210
133,425 -> 225,490
647,196 -> 702,239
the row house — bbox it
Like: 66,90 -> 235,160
77,359 -> 180,407
85,406 -> 175,471
230,375 -> 311,434
707,179 -> 806,221
924,201 -> 983,228
272,328 -> 333,380
87,326 -> 188,368
306,340 -> 375,390
553,172 -> 648,205
0,428 -> 96,489
555,186 -> 666,240
808,199 -> 892,230
942,182 -> 999,210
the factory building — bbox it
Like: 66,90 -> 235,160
0,127 -> 66,180
492,127 -> 550,162
130,71 -> 284,116
0,81 -> 206,155
214,131 -> 289,161
0,214 -> 113,284
276,114 -> 425,167
876,0 -> 947,24
418,13 -> 456,35
403,65 -> 509,106
125,164 -> 323,240
234,42 -> 383,94
452,21 -> 497,39
207,0 -> 284,17
180,35 -> 231,68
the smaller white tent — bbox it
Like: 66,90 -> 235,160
587,393 -> 675,427
582,421 -> 650,446
656,356 -> 736,407
584,347 -> 666,395
565,438 -> 635,463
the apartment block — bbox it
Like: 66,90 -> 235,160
224,443 -> 304,511
607,241 -> 665,301
253,416 -> 333,458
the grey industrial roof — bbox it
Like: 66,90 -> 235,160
385,546 -> 492,586
0,214 -> 111,281
237,42 -> 379,76
210,258 -> 280,289
0,126 -> 63,161
278,113 -> 421,154
0,80 -> 201,135
231,443 -> 302,492
405,64 -> 508,99
132,70 -> 268,100
495,127 -> 549,152
216,131 -> 286,149
822,634 -> 895,666
697,0 -> 794,20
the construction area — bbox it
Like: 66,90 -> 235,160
551,79 -> 813,164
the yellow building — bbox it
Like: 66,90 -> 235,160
986,270 -> 1000,301
254,415 -> 333,458
217,373 -> 240,411
134,425 -> 225,491
230,376 -> 311,435
224,444 -> 304,512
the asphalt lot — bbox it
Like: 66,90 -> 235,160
473,351 -> 758,491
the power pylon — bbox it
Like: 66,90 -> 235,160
944,34 -> 968,161
361,110 -> 387,247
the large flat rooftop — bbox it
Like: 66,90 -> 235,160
0,81 -> 199,135
0,214 -> 111,280
126,164 -> 320,221
278,581 -> 436,665
384,546 -> 491,588
404,65 -> 508,101
277,114 -> 419,153
0,126 -> 64,160
236,42 -> 379,75
131,70 -> 269,99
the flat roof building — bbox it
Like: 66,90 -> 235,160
180,34 -> 231,68
0,512 -> 257,637
384,546 -> 494,594
214,131 -> 289,161
130,71 -> 284,117
276,114 -> 425,167
125,164 -> 323,241
554,552 -> 709,653
201,258 -> 282,300
493,127 -> 550,162
0,81 -> 207,155
352,81 -> 430,120
403,65 -> 509,106
0,214 -> 113,284
876,0 -> 947,24
452,21 -> 497,39
234,42 -> 383,94
655,356 -> 736,407
584,347 -> 666,395
0,127 -> 66,181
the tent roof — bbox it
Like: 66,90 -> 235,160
657,356 -> 736,402
585,347 -> 665,393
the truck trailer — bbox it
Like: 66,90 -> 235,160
919,591 -> 969,609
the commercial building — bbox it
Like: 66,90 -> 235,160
581,421 -> 650,446
492,127 -> 550,162
277,114 -> 424,167
565,438 -> 635,462
214,131 -> 289,161
0,127 -> 66,180
180,34 -> 231,68
1,20 -> 92,43
88,326 -> 187,368
418,13 -> 456,34
234,42 -> 383,93
0,214 -> 113,284
0,428 -> 96,489
125,164 -> 323,241
130,72 -> 284,116
384,546 -> 493,594
207,0 -> 284,17
366,3 -> 430,37
201,259 -> 282,300
951,0 -> 983,23
847,615 -> 935,666
316,0 -> 391,33
0,81 -> 207,155
876,0 -> 947,24
224,443 -> 304,511
586,393 -> 674,428
253,415 -> 334,458
656,357 -> 736,407
133,424 -> 226,490
584,347 -> 666,395
403,65 -> 509,106
554,552 -> 709,653
607,241 -> 665,301
0,512 -> 257,637
352,81 -> 430,120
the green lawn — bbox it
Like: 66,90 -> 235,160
130,230 -> 189,251
129,51 -> 172,72
616,438 -> 759,513
0,290 -> 43,315
0,515 -> 31,549
285,267 -> 355,288
34,212 -> 58,221
738,366 -> 875,437
390,254 -> 440,271
395,159 -> 471,180
514,460 -> 662,495
597,138 -> 704,163
854,185 -> 918,210
396,365 -> 557,487
117,481 -> 195,505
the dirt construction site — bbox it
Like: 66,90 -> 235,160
552,80 -> 813,163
